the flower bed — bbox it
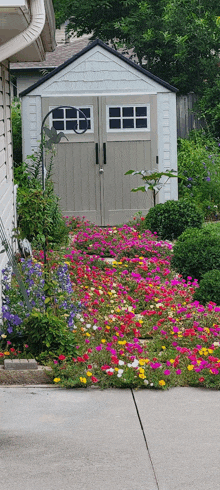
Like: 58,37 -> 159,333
1,217 -> 220,389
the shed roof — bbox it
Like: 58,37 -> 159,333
20,39 -> 178,97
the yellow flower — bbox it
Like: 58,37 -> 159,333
139,368 -> 145,374
53,378 -> 61,383
1,334 -> 7,339
208,349 -> 213,354
161,346 -> 166,350
80,377 -> 87,383
118,340 -> 126,345
86,333 -> 91,337
101,339 -> 106,343
170,359 -> 175,364
139,373 -> 146,379
86,371 -> 92,377
145,359 -> 149,363
159,380 -> 166,386
106,326 -> 110,330
187,365 -> 194,371
4,351 -> 10,356
139,359 -> 145,366
115,367 -> 119,372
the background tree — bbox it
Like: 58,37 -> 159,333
53,0 -> 220,136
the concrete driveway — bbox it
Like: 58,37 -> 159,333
0,387 -> 219,490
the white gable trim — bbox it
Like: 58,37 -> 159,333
27,45 -> 170,97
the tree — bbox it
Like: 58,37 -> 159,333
53,0 -> 220,95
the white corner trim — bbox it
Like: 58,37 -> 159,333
0,0 -> 46,63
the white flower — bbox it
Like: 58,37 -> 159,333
131,359 -> 139,368
118,360 -> 124,366
85,323 -> 91,329
127,363 -> 132,368
93,326 -> 98,330
144,380 -> 149,386
213,342 -> 220,346
106,368 -> 114,374
150,383 -> 154,386
118,369 -> 124,375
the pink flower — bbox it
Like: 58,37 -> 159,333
164,369 -> 171,375
176,369 -> 181,375
58,355 -> 66,361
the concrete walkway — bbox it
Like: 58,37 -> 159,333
0,387 -> 219,490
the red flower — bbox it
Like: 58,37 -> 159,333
91,376 -> 98,383
88,364 -> 92,369
83,353 -> 89,361
58,355 -> 66,361
199,377 -> 205,382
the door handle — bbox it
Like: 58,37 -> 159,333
103,142 -> 107,164
95,143 -> 99,164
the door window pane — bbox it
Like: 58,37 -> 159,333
109,107 -> 121,117
66,120 -> 77,130
110,119 -> 121,129
79,119 -> 91,130
136,118 -> 147,128
66,108 -> 77,118
53,120 -> 64,130
52,108 -> 64,119
79,108 -> 90,118
136,106 -> 147,117
123,119 -> 134,129
123,107 -> 134,117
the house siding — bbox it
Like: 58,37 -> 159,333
0,61 -> 15,321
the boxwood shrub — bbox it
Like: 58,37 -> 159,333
144,199 -> 204,241
193,269 -> 220,305
171,227 -> 220,281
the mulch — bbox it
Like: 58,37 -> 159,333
0,368 -> 53,385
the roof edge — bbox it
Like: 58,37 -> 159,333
20,39 -> 178,97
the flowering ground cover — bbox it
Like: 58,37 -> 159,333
1,217 -> 220,389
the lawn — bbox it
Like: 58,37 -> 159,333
1,216 -> 220,390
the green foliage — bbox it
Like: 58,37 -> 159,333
193,269 -> 220,305
22,310 -> 77,359
171,226 -> 220,281
11,98 -> 22,166
125,168 -> 178,207
144,199 -> 204,241
178,131 -> 220,218
14,153 -> 69,248
53,0 -> 220,94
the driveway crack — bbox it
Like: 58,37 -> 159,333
131,389 -> 160,490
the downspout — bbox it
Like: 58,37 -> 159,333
0,0 -> 46,63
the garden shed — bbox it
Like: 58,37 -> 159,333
20,39 -> 178,226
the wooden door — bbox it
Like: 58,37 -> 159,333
46,96 -> 102,225
47,94 -> 157,226
98,95 -> 157,225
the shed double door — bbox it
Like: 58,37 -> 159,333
54,95 -> 156,226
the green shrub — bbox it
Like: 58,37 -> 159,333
178,131 -> 220,219
193,269 -> 220,306
11,98 -> 22,166
144,199 -> 204,241
14,154 -> 69,248
22,310 -> 77,360
171,227 -> 220,281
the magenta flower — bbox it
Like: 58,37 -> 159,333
164,369 -> 171,375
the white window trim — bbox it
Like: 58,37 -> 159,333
106,104 -> 150,132
49,105 -> 94,134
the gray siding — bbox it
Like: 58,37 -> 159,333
0,61 -> 15,320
